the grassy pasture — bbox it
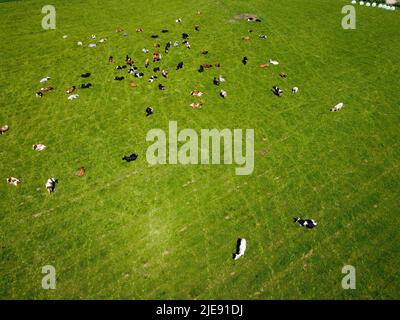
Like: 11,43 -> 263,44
0,0 -> 399,299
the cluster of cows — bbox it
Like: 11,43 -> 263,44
2,13 -> 321,262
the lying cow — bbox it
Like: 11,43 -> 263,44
7,177 -> 20,186
66,86 -> 76,94
80,83 -> 92,89
122,153 -> 138,162
146,107 -> 154,116
40,86 -> 54,92
233,238 -> 247,260
293,217 -> 317,229
272,86 -> 283,97
32,144 -> 46,151
0,124 -> 9,135
191,90 -> 204,97
331,102 -> 344,112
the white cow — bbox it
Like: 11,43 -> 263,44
269,59 -> 279,65
68,94 -> 79,100
40,76 -> 50,83
331,102 -> 344,112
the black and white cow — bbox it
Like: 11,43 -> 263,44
293,217 -> 317,229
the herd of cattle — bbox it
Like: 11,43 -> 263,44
1,13 -> 322,261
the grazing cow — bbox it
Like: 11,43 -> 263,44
259,34 -> 266,39
114,76 -> 125,81
7,177 -> 20,186
242,56 -> 248,65
292,87 -> 299,93
233,238 -> 247,260
145,58 -> 150,68
293,217 -> 317,229
32,144 -> 46,151
108,56 -> 113,63
128,67 -> 138,74
154,43 -> 161,48
202,64 -> 212,69
185,42 -> 191,49
116,65 -> 127,70
99,38 -> 107,43
162,70 -> 168,78
40,76 -> 50,83
165,41 -> 171,54
146,107 -> 154,116
129,80 -> 137,88
176,61 -> 184,70
136,28 -> 143,32
68,94 -> 79,100
176,18 -> 182,23
219,75 -> 226,82
40,86 -> 54,92
88,43 -> 97,48
134,73 -> 144,78
158,84 -> 166,90
36,92 -> 43,97
259,63 -> 269,68
66,86 -> 76,94
161,29 -> 169,33
191,90 -> 204,97
122,153 -> 138,162
45,178 -> 58,193
195,25 -> 200,31
77,41 -> 83,46
126,58 -> 134,66
81,73 -> 91,78
142,48 -> 149,53
220,90 -> 227,98
151,35 -> 159,38
190,102 -> 202,109
173,41 -> 179,47
148,75 -> 158,83
116,28 -> 124,33
0,125 -> 9,135
182,33 -> 189,39
331,102 -> 344,112
215,63 -> 221,68
272,86 -> 283,97
201,50 -> 208,55
153,67 -> 160,73
198,65 -> 204,73
80,83 -> 92,89
255,18 -> 262,22
213,77 -> 220,86
241,36 -> 250,40
76,167 -> 85,177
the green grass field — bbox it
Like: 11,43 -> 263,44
0,0 -> 399,299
